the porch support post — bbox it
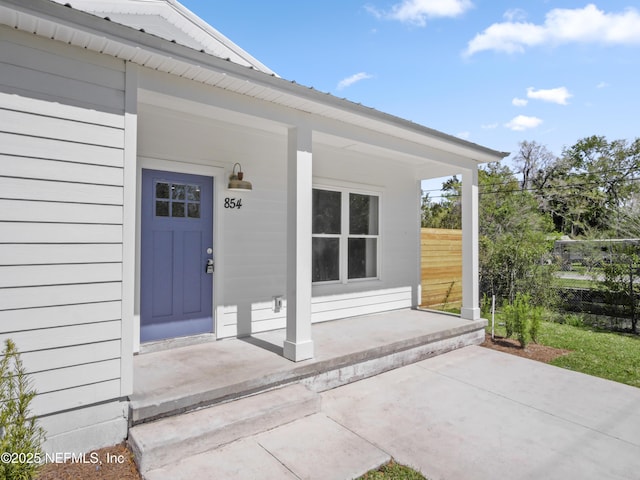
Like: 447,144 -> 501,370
461,165 -> 481,320
284,126 -> 314,361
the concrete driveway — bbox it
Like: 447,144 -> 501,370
151,346 -> 640,480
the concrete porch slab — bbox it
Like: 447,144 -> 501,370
130,309 -> 486,424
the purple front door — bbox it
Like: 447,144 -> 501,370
141,169 -> 214,342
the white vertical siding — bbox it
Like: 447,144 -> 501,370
0,26 -> 127,449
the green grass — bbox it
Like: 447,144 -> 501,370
489,316 -> 640,388
553,277 -> 596,289
539,322 -> 640,388
357,461 -> 427,479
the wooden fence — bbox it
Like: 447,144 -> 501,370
421,228 -> 462,308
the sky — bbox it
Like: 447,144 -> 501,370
179,0 -> 640,187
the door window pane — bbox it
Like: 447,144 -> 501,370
187,203 -> 200,218
172,202 -> 185,217
156,182 -> 170,199
155,201 -> 169,217
187,185 -> 201,201
312,238 -> 340,282
348,238 -> 377,279
350,193 -> 378,235
172,184 -> 185,200
313,189 -> 341,234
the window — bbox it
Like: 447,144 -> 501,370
312,188 -> 380,283
155,181 -> 201,219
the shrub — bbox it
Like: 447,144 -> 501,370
0,339 -> 45,480
503,293 -> 542,348
529,306 -> 543,344
564,313 -> 584,327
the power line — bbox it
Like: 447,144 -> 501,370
421,166 -> 640,194
423,175 -> 640,200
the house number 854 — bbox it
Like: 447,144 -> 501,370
224,197 -> 243,209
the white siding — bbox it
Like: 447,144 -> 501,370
219,287 -> 412,337
311,287 -> 413,323
0,26 -> 127,445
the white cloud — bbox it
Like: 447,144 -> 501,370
337,72 -> 373,90
465,4 -> 640,56
597,81 -> 609,88
512,97 -> 528,107
504,115 -> 543,131
527,86 -> 572,105
456,131 -> 471,139
367,0 -> 473,26
481,123 -> 498,129
503,8 -> 527,22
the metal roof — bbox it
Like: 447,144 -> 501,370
0,0 -> 509,164
47,0 -> 276,75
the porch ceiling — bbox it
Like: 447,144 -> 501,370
137,99 -> 465,179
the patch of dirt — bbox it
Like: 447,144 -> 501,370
481,333 -> 572,363
37,443 -> 141,480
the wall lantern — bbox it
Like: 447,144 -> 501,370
227,162 -> 252,191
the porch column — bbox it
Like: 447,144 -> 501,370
461,165 -> 481,320
284,126 -> 314,361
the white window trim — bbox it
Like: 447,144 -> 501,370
312,183 -> 382,285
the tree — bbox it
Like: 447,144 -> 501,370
532,136 -> 640,237
565,136 -> 640,212
513,140 -> 557,192
479,163 -> 557,305
610,197 -> 640,238
600,243 -> 640,334
421,176 -> 461,229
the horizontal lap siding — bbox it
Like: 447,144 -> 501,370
219,287 -> 412,336
0,27 -> 126,417
311,287 -> 413,323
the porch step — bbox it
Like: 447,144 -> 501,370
128,383 -> 320,475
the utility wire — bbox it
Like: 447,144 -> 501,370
423,176 -> 640,199
421,166 -> 640,194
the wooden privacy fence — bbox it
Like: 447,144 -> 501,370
421,228 -> 462,308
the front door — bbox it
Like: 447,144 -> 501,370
141,169 -> 214,342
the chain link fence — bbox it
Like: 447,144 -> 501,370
554,286 -> 636,331
551,239 -> 639,332
481,288 -> 637,333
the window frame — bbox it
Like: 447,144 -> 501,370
312,184 -> 382,285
